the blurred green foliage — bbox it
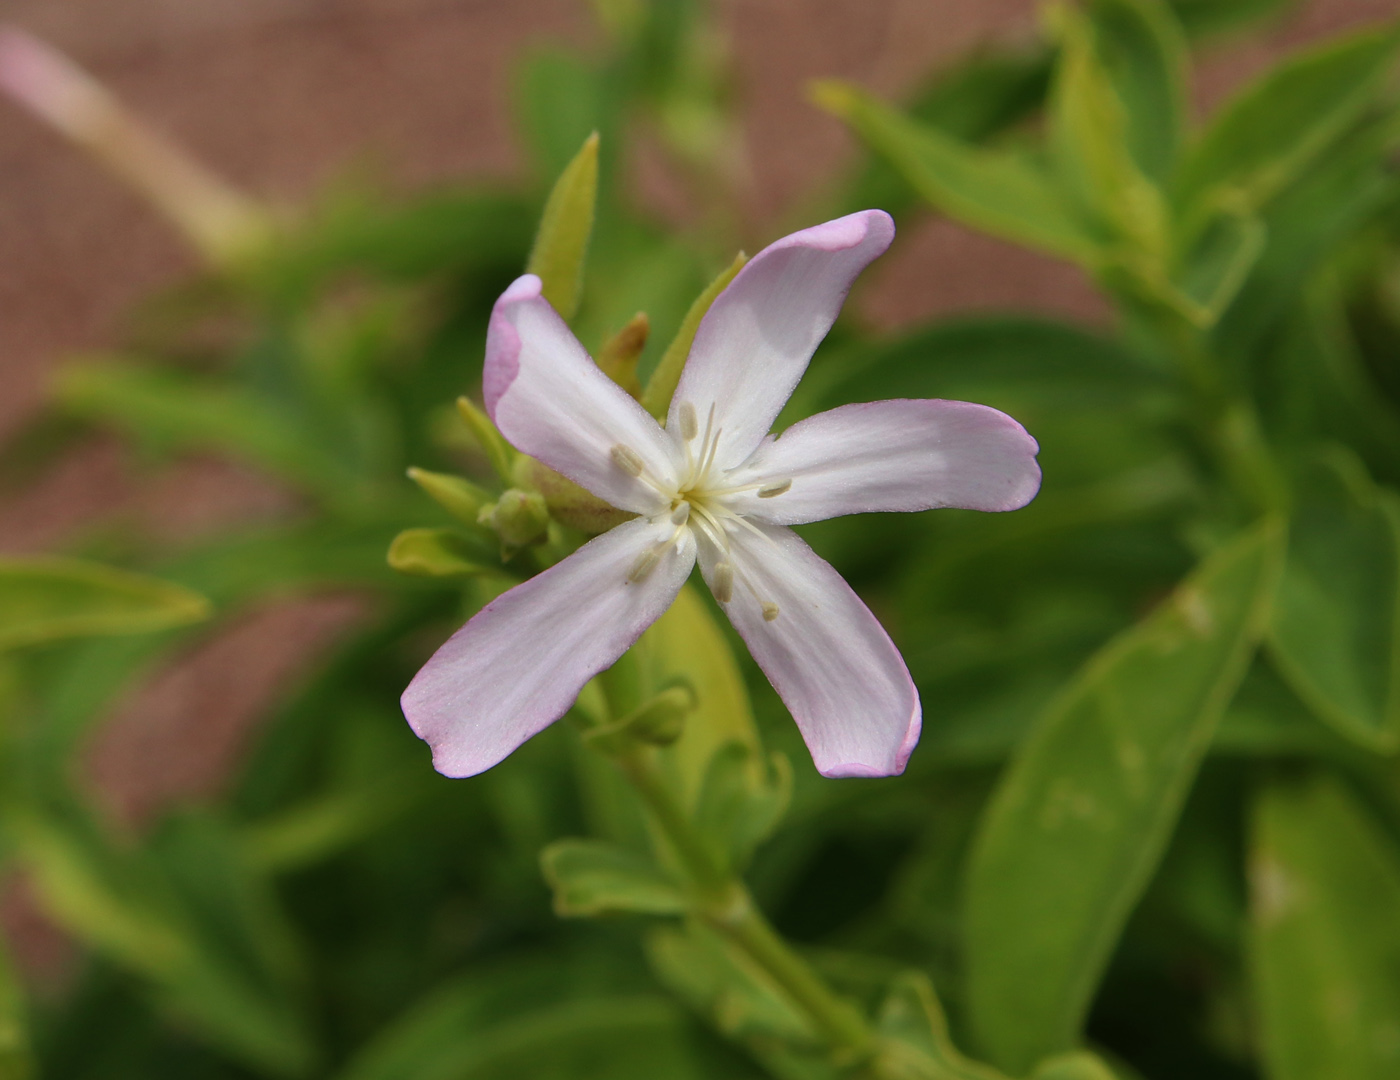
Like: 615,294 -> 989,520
2,0 -> 1400,1078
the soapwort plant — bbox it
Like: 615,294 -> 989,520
0,2 -> 1398,1079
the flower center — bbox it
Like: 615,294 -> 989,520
613,400 -> 787,622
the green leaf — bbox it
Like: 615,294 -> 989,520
387,528 -> 494,578
526,131 -> 599,322
812,80 -> 1100,263
692,741 -> 791,873
12,811 -> 314,1076
963,521 -> 1285,1072
1268,448 -> 1400,751
539,839 -> 687,917
1046,4 -> 1169,257
0,556 -> 210,650
56,360 -> 357,502
1249,773 -> 1400,1080
1087,0 -> 1188,186
1175,22 -> 1400,215
842,50 -> 1052,217
874,973 -> 1006,1080
1174,201 -> 1266,323
340,971 -> 703,1080
640,251 -> 748,420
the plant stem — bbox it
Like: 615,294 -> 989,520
613,745 -> 875,1062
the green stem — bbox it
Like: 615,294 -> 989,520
613,745 -> 875,1062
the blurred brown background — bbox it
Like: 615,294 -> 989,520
0,0 -> 1392,969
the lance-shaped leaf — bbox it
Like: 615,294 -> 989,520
1174,22 -> 1400,214
964,521 -> 1284,1073
1087,0 -> 1188,186
1046,3 -> 1169,259
1269,448 -> 1400,751
57,360 -> 358,501
1249,773 -> 1400,1080
539,839 -> 687,917
812,80 -> 1100,264
0,556 -> 210,650
526,131 -> 599,321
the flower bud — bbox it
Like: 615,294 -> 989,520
486,488 -> 550,548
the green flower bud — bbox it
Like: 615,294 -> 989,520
488,488 -> 550,548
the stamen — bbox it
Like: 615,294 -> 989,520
670,502 -> 690,525
757,480 -> 792,499
712,561 -> 734,603
678,402 -> 698,441
627,543 -> 665,584
762,602 -> 780,622
610,444 -> 645,478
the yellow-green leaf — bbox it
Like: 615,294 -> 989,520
813,79 -> 1100,264
0,557 -> 210,650
526,131 -> 599,321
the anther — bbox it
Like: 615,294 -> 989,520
670,502 -> 690,526
761,602 -> 780,622
757,480 -> 792,499
678,402 -> 698,441
712,561 -> 734,604
627,544 -> 665,584
610,444 -> 645,477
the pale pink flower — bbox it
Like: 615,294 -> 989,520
402,211 -> 1040,778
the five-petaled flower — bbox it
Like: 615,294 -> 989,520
402,210 -> 1041,779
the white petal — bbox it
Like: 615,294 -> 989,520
485,275 -> 676,515
402,516 -> 696,778
726,399 -> 1041,525
697,520 -> 920,777
667,210 -> 894,470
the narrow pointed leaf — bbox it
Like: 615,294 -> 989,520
1088,0 -> 1189,185
1175,23 -> 1400,213
813,80 -> 1100,263
1249,773 -> 1400,1080
0,556 -> 210,649
1269,448 -> 1400,751
964,521 -> 1284,1072
526,131 -> 599,321
1047,4 -> 1168,256
57,361 -> 357,499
